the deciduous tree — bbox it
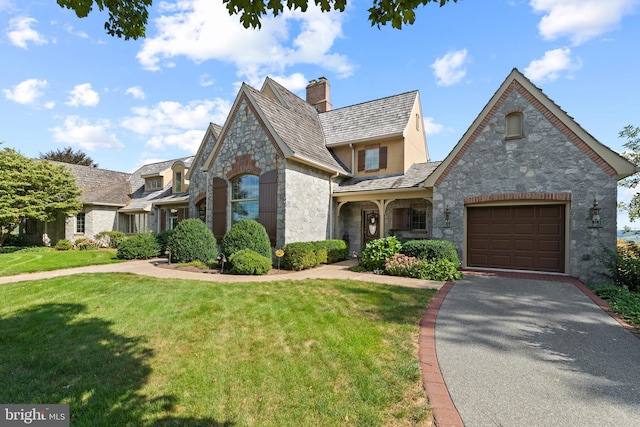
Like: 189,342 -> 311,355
56,0 -> 456,40
618,125 -> 640,225
0,147 -> 83,246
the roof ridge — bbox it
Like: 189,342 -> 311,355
321,90 -> 418,114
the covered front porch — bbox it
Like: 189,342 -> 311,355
333,188 -> 434,254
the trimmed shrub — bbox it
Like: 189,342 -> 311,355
360,236 -> 402,272
312,240 -> 348,264
155,229 -> 174,255
95,231 -> 126,248
400,239 -> 460,266
597,241 -> 640,292
75,238 -> 100,250
55,239 -> 73,251
385,253 -> 463,281
282,242 -> 318,271
229,249 -> 272,275
116,233 -> 160,260
221,219 -> 271,259
167,219 -> 217,264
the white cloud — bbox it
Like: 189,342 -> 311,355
2,78 -> 48,105
63,24 -> 89,39
530,0 -> 638,45
50,116 -> 124,150
137,0 -> 352,82
0,0 -> 16,13
524,48 -> 582,83
126,86 -> 146,100
199,74 -> 215,87
66,83 -> 100,107
423,117 -> 444,136
431,49 -> 468,87
121,98 -> 231,152
7,16 -> 47,49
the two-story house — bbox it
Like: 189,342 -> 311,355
24,68 -> 636,284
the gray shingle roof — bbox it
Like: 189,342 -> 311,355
319,91 -> 418,146
245,80 -> 350,174
334,161 -> 441,193
55,162 -> 131,206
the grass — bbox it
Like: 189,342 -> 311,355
0,274 -> 435,426
0,249 -> 122,276
590,284 -> 640,328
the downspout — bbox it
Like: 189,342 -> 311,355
349,144 -> 355,173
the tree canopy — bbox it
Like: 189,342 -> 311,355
39,146 -> 99,167
0,147 -> 83,246
618,125 -> 640,225
57,0 -> 456,40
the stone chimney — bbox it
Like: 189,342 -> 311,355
306,77 -> 332,112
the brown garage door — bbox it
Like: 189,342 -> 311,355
467,205 -> 565,273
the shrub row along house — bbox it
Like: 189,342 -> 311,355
23,69 -> 636,283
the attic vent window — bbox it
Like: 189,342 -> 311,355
506,112 -> 523,139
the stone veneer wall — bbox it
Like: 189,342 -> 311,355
204,98 -> 281,242
432,89 -> 618,284
282,161 -> 332,247
64,206 -> 120,242
188,132 -> 216,221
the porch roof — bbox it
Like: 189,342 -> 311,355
333,161 -> 441,193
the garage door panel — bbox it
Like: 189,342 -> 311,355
467,205 -> 565,273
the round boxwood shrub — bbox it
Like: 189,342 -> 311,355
360,236 -> 402,272
401,239 -> 460,266
167,219 -> 217,264
221,219 -> 271,259
229,249 -> 272,275
55,239 -> 73,251
116,233 -> 160,260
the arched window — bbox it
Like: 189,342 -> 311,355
231,174 -> 259,223
506,112 -> 523,139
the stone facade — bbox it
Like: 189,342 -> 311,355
282,161 -> 333,247
432,88 -> 618,284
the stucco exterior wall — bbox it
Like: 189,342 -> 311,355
432,89 -> 618,284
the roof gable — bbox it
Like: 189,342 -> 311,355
203,79 -> 350,175
186,122 -> 222,179
319,91 -> 419,146
425,68 -> 636,187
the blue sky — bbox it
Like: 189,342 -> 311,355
1,0 -> 639,227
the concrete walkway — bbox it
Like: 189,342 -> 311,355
424,272 -> 640,427
0,258 -> 443,289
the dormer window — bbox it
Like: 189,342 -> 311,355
506,112 -> 523,139
145,177 -> 163,191
174,171 -> 182,193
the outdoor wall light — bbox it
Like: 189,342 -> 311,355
589,199 -> 602,228
444,207 -> 451,228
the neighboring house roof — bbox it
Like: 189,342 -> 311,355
425,68 -> 637,187
319,91 -> 420,147
123,157 -> 193,212
335,162 -> 441,193
55,162 -> 131,206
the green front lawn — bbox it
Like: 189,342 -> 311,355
0,249 -> 122,276
0,274 -> 435,426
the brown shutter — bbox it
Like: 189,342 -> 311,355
392,208 -> 410,231
357,150 -> 365,171
160,209 -> 167,232
379,146 -> 387,169
259,170 -> 278,247
212,178 -> 227,241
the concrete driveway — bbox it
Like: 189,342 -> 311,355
430,273 -> 640,427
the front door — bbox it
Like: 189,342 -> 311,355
363,210 -> 380,246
